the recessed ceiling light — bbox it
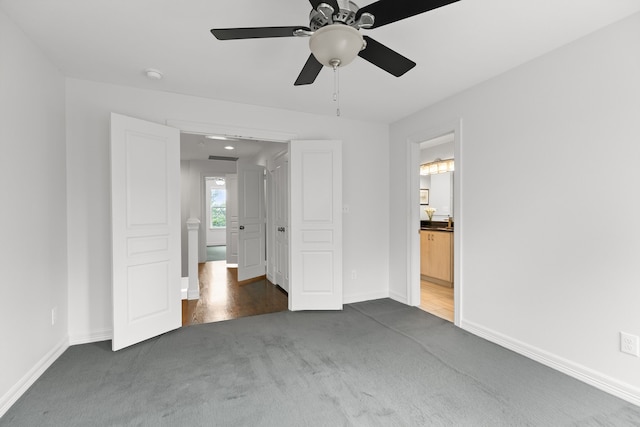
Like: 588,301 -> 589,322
144,68 -> 163,80
224,146 -> 235,150
206,135 -> 228,140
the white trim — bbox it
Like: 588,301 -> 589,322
187,286 -> 200,301
406,119 -> 463,326
388,290 -> 408,305
462,319 -> 640,407
68,329 -> 113,346
181,276 -> 189,299
165,119 -> 297,143
186,218 -> 201,300
344,290 -> 389,305
0,337 -> 69,418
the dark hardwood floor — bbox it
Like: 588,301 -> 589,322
182,260 -> 288,326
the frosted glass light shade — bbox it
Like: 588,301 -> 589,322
309,24 -> 364,67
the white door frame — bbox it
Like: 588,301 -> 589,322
407,119 -> 463,326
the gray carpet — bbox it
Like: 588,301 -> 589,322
2,299 -> 639,426
206,245 -> 226,262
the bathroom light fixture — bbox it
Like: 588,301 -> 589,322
224,146 -> 235,150
420,158 -> 454,176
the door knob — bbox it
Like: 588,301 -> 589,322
239,225 -> 245,230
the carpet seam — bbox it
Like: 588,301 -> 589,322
347,304 -> 520,414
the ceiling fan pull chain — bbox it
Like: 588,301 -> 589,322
333,62 -> 340,117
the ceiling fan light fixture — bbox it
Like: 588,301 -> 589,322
309,24 -> 364,68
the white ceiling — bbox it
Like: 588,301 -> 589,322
2,0 -> 639,123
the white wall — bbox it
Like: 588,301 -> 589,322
389,13 -> 640,404
0,9 -> 68,414
65,79 -> 390,342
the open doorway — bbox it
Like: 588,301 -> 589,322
204,176 -> 228,262
179,132 -> 288,326
407,119 -> 461,326
418,133 -> 455,322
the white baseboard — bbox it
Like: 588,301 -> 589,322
187,287 -> 200,300
388,290 -> 409,305
461,319 -> 640,407
0,337 -> 69,418
68,329 -> 113,346
344,290 -> 389,305
181,277 -> 189,300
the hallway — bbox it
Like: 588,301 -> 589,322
182,260 -> 288,326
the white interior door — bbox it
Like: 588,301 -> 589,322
274,154 -> 289,292
225,173 -> 239,264
110,113 -> 181,351
237,162 -> 266,281
289,140 -> 342,310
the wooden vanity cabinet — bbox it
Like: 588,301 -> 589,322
420,230 -> 453,286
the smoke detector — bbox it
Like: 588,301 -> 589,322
144,68 -> 163,80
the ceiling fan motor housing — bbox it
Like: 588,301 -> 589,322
309,0 -> 360,30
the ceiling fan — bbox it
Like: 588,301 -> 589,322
211,0 -> 460,86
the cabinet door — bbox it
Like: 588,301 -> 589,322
421,231 -> 452,283
430,232 -> 452,282
420,231 -> 430,276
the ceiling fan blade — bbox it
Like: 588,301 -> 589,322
294,54 -> 324,86
308,0 -> 340,14
358,36 -> 416,77
356,0 -> 460,29
211,26 -> 310,40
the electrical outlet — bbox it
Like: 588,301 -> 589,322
51,307 -> 57,326
620,332 -> 639,357
351,270 -> 357,280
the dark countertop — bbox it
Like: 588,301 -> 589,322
420,220 -> 453,232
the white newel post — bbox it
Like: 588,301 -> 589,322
186,218 -> 200,300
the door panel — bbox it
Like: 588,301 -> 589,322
110,113 -> 181,351
274,154 -> 289,291
289,140 -> 342,310
225,174 -> 239,264
237,163 -> 266,281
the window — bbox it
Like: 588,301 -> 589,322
210,188 -> 226,228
